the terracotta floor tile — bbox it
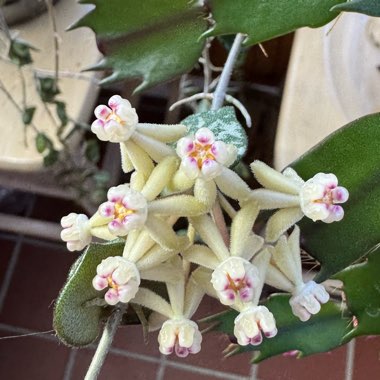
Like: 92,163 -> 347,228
258,345 -> 347,380
167,331 -> 252,377
112,325 -> 161,357
163,366 -> 227,380
0,331 -> 70,380
0,242 -> 77,330
72,348 -> 159,380
353,336 -> 380,380
167,296 -> 252,376
193,295 -> 227,320
0,238 -> 15,282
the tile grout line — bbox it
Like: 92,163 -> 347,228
249,363 -> 260,380
108,346 -> 161,364
0,322 -> 246,380
155,354 -> 167,380
345,339 -> 356,380
0,237 -> 23,312
164,359 -> 247,380
62,349 -> 78,380
0,231 -> 66,251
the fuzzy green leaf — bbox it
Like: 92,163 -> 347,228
54,239 -> 124,347
73,0 -> 207,91
331,0 -> 380,16
204,0 -> 345,45
210,294 -> 350,362
291,113 -> 380,281
336,251 -> 380,341
181,106 -> 248,161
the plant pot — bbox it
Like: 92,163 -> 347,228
1,0 -> 60,26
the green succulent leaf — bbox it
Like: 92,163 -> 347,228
291,113 -> 380,281
204,0 -> 345,45
331,0 -> 380,16
8,38 -> 37,66
210,294 -> 351,362
73,0 -> 207,91
54,239 -> 124,347
35,75 -> 60,103
181,106 -> 248,162
55,101 -> 68,127
22,107 -> 36,125
336,251 -> 380,341
35,132 -> 51,153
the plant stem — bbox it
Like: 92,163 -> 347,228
212,200 -> 230,247
84,305 -> 126,380
211,33 -> 244,111
44,0 -> 59,88
0,78 -> 39,134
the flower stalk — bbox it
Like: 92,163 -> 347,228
84,305 -> 126,380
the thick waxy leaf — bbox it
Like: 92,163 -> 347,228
291,113 -> 380,281
181,106 -> 248,161
204,0 -> 345,45
331,0 -> 380,16
336,251 -> 380,341
210,294 -> 350,362
74,0 -> 207,91
54,240 -> 124,347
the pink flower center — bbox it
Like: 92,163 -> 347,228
106,110 -> 124,125
226,273 -> 249,293
314,186 -> 343,207
113,202 -> 135,221
189,142 -> 216,169
107,275 -> 118,290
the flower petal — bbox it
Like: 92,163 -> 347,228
331,186 -> 349,203
176,137 -> 195,158
201,159 -> 221,179
211,141 -> 236,166
195,127 -> 215,145
108,95 -> 126,109
98,202 -> 115,218
104,288 -> 119,305
92,275 -> 108,291
180,156 -> 200,180
94,105 -> 111,120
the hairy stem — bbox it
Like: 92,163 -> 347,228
84,305 -> 126,380
211,33 -> 244,111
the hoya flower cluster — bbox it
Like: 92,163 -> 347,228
60,95 -> 349,357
